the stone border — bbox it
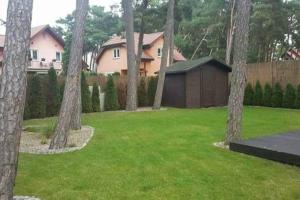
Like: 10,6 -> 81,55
20,126 -> 95,155
13,196 -> 40,200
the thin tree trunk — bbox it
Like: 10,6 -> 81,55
169,22 -> 174,65
190,28 -> 210,60
153,0 -> 175,109
123,0 -> 138,111
225,0 -> 251,145
226,0 -> 236,65
50,0 -> 89,149
0,0 -> 33,199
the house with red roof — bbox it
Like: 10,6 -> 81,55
0,25 -> 64,74
95,32 -> 186,76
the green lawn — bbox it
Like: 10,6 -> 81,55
17,107 -> 300,200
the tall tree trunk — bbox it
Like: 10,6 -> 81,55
123,0 -> 138,111
0,1 -> 33,199
153,0 -> 175,109
70,79 -> 81,130
50,0 -> 89,149
225,0 -> 251,145
226,0 -> 236,65
169,22 -> 174,65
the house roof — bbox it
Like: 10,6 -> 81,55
0,25 -> 64,48
165,57 -> 232,75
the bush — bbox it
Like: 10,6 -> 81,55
295,84 -> 300,109
105,75 -> 119,111
28,75 -> 46,118
147,76 -> 157,106
92,83 -> 101,112
271,83 -> 283,107
263,83 -> 272,107
116,77 -> 127,109
283,84 -> 296,108
244,83 -> 254,105
253,81 -> 263,106
81,72 -> 92,113
138,77 -> 148,107
46,68 -> 60,117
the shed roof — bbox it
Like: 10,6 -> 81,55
165,57 -> 232,74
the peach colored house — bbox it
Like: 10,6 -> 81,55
0,25 -> 64,75
96,32 -> 186,76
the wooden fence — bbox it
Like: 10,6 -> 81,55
246,60 -> 300,87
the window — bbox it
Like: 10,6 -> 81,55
56,52 -> 62,62
113,48 -> 120,59
157,48 -> 162,57
30,49 -> 38,60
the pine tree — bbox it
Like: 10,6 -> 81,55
244,83 -> 254,105
253,81 -> 263,106
81,72 -> 92,113
138,77 -> 148,107
28,75 -> 46,119
147,76 -> 157,106
295,84 -> 300,109
283,83 -> 296,108
92,82 -> 101,112
46,67 -> 60,116
271,83 -> 283,108
104,75 -> 119,111
263,83 -> 272,107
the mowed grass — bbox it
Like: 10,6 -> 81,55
16,107 -> 300,200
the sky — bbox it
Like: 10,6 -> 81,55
0,0 -> 121,34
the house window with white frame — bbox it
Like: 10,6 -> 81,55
157,48 -> 162,57
113,48 -> 120,59
56,52 -> 62,62
30,49 -> 38,61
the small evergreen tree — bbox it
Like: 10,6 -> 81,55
28,75 -> 46,118
92,83 -> 101,112
295,84 -> 300,109
104,75 -> 119,111
138,77 -> 148,107
244,83 -> 254,105
147,76 -> 157,106
253,81 -> 263,106
263,83 -> 272,107
271,83 -> 283,107
46,68 -> 60,116
81,72 -> 92,113
283,84 -> 296,108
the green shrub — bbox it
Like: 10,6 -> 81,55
244,83 -> 254,105
138,77 -> 148,107
105,75 -> 119,111
46,68 -> 60,117
283,84 -> 296,108
263,83 -> 272,107
81,72 -> 92,113
59,80 -> 65,103
92,83 -> 101,112
271,83 -> 283,107
147,76 -> 157,106
28,75 -> 46,118
253,81 -> 263,106
295,84 -> 300,109
116,77 -> 127,110
24,75 -> 32,120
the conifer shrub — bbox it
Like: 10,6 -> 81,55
28,75 -> 46,118
295,84 -> 300,109
147,76 -> 158,106
244,83 -> 254,105
253,81 -> 263,106
263,83 -> 272,107
92,82 -> 101,112
271,83 -> 283,107
105,75 -> 119,111
138,77 -> 148,107
283,83 -> 296,108
116,77 -> 127,109
46,68 -> 60,116
81,72 -> 92,113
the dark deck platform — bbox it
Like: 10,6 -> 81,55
230,132 -> 300,166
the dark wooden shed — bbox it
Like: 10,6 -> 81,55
162,57 -> 232,108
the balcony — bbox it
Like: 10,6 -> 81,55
27,59 -> 62,74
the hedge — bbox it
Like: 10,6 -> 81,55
271,83 -> 283,107
92,82 -> 101,112
104,75 -> 119,111
263,83 -> 272,107
253,81 -> 263,106
244,83 -> 254,105
283,84 -> 296,108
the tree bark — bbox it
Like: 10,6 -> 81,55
153,0 -> 175,109
50,0 -> 89,149
169,22 -> 174,65
0,0 -> 33,199
225,0 -> 236,65
123,0 -> 138,111
225,0 -> 251,145
70,78 -> 82,130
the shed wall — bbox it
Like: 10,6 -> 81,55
162,74 -> 186,107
